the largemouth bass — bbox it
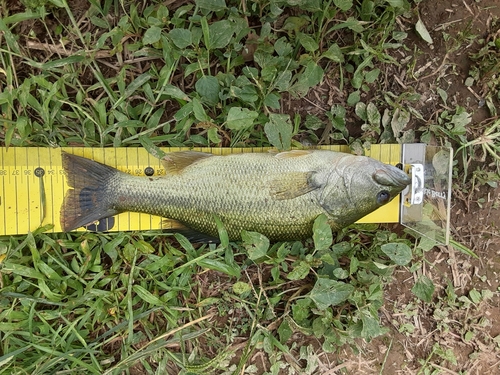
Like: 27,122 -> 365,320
61,150 -> 410,241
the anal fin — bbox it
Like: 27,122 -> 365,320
161,219 -> 220,244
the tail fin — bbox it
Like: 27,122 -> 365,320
61,152 -> 120,232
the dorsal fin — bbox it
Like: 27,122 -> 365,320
274,150 -> 312,159
161,151 -> 213,174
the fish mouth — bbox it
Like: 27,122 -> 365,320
374,166 -> 411,189
392,168 -> 412,188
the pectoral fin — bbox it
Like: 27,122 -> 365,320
161,151 -> 213,174
269,172 -> 318,200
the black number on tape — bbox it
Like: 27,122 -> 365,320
35,167 -> 45,177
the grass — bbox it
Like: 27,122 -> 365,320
1,0 -> 500,374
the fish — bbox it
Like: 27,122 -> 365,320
60,150 -> 411,242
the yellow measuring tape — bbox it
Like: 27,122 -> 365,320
0,145 -> 402,236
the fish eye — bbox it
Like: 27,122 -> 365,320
377,190 -> 390,205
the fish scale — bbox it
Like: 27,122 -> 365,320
60,150 -> 411,242
105,154 -> 322,240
